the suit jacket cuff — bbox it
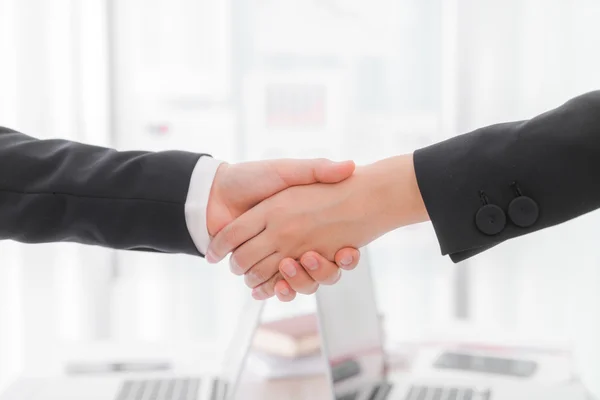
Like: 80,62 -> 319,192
412,122 -> 523,261
185,156 -> 224,256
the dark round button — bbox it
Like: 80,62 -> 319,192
508,196 -> 539,227
475,204 -> 506,235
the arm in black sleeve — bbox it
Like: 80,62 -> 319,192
413,90 -> 600,263
0,126 -> 205,256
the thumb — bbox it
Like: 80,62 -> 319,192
312,159 -> 356,183
273,158 -> 356,186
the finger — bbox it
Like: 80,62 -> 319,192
274,280 -> 297,302
206,211 -> 267,263
279,258 -> 321,294
229,234 -> 276,275
254,263 -> 320,300
270,159 -> 355,186
298,251 -> 342,285
251,271 -> 287,300
334,247 -> 361,270
244,253 -> 283,289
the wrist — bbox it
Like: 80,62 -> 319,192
206,162 -> 230,237
360,154 -> 429,232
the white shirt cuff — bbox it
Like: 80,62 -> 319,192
184,156 -> 224,256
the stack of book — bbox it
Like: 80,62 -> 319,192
248,313 -> 325,379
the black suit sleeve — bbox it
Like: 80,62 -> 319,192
413,90 -> 600,263
0,126 -> 206,256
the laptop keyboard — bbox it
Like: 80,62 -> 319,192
336,382 -> 394,400
115,378 -> 219,400
114,379 -> 493,400
403,385 -> 493,400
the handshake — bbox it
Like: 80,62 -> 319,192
202,155 -> 429,302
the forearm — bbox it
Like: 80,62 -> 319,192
350,154 -> 429,242
359,154 -> 429,233
0,127 -> 204,254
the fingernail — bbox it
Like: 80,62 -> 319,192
281,261 -> 297,278
206,249 -> 217,263
303,256 -> 318,270
340,256 -> 353,267
278,286 -> 290,296
252,287 -> 267,300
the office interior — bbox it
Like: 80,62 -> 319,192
1,0 -> 600,397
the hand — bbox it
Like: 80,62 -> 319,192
205,158 -> 356,239
272,248 -> 361,302
207,154 -> 429,299
204,158 -> 361,298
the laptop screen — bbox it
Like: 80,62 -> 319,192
315,247 -> 386,400
220,297 -> 265,400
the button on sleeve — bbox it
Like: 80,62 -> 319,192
475,204 -> 506,235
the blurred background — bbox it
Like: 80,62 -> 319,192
2,0 -> 600,394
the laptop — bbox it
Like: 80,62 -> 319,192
315,248 -> 592,400
0,297 -> 265,400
